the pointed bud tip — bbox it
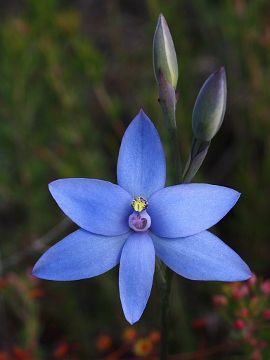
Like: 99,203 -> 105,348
139,108 -> 145,116
218,66 -> 225,73
158,14 -> 167,27
213,67 -> 226,82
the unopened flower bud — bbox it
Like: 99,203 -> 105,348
153,14 -> 178,89
192,67 -> 227,141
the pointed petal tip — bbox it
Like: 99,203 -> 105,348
31,260 -> 49,280
49,178 -> 70,190
32,258 -> 41,275
31,265 -> 37,277
219,66 -> 225,73
242,266 -> 253,281
48,180 -> 54,191
139,108 -> 146,116
225,258 -> 252,282
247,270 -> 253,279
217,66 -> 225,73
138,108 -> 150,121
48,179 -> 60,194
135,109 -> 154,128
126,315 -> 139,325
233,188 -> 241,198
224,268 -> 253,282
232,189 -> 241,205
124,310 -> 140,325
48,180 -> 65,200
31,263 -> 47,281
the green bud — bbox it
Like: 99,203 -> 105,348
192,68 -> 227,141
153,14 -> 178,89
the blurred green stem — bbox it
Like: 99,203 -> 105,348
182,137 -> 210,183
160,123 -> 182,360
160,266 -> 173,360
168,126 -> 182,183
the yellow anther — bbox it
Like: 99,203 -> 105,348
132,197 -> 148,212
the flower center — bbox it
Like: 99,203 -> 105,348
132,196 -> 148,212
129,210 -> 151,232
129,197 -> 151,232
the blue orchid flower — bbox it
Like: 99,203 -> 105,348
32,110 -> 251,324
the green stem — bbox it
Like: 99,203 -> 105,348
160,267 -> 173,360
168,127 -> 182,183
160,124 -> 182,360
182,137 -> 210,184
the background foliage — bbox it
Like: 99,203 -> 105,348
1,0 -> 270,358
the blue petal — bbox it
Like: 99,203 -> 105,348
117,110 -> 166,199
148,183 -> 240,238
119,232 -> 155,324
151,231 -> 251,281
32,229 -> 130,280
49,179 -> 132,236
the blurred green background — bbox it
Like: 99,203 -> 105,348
1,0 -> 270,358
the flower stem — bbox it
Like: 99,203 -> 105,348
160,124 -> 182,360
160,266 -> 173,360
168,126 -> 182,184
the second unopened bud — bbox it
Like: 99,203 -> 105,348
192,68 -> 227,141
